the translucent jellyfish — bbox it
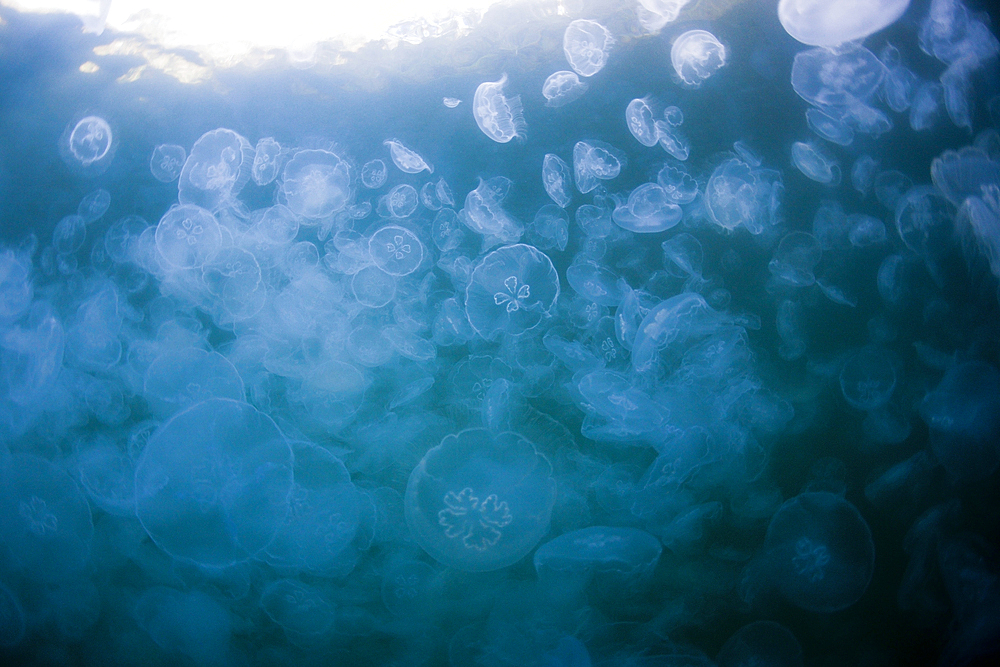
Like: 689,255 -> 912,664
59,115 -> 115,176
384,138 -> 433,174
377,184 -> 419,219
361,159 -> 388,189
566,260 -> 624,306
840,347 -> 897,411
573,140 -> 625,194
134,398 -> 294,567
368,225 -> 424,276
874,170 -> 913,209
459,176 -> 524,244
281,149 -> 352,219
662,233 -> 704,280
930,149 -> 1000,208
754,492 -> 875,613
671,30 -> 727,87
769,231 -> 822,287
150,144 -> 186,183
535,526 -> 662,598
473,74 -> 526,143
143,348 -> 246,418
630,292 -> 727,375
351,265 -> 396,307
705,158 -> 782,234
611,183 -> 683,233
848,214 -> 887,247
716,621 -> 803,667
1,302 -> 65,407
542,71 -> 588,107
0,582 -> 26,648
791,45 -> 885,108
420,178 -> 454,210
52,215 -> 87,255
920,360 -> 1000,481
443,97 -> 462,108
178,128 -> 253,211
778,0 -> 911,47
155,204 -> 223,269
347,323 -> 395,366
851,154 -> 879,195
910,82 -> 945,130
663,105 -> 684,126
432,208 -> 465,252
0,453 -> 93,582
264,441 -> 374,576
0,246 -> 32,325
655,121 -> 690,160
404,428 -> 557,572
381,560 -> 437,617
530,205 -> 570,252
563,19 -> 613,77
543,153 -> 573,208
806,108 -> 854,146
135,587 -> 235,667
657,163 -> 699,203
791,141 -> 840,184
260,579 -> 335,647
464,243 -> 560,339
384,326 -> 437,362
626,97 -> 659,147
251,137 -> 282,186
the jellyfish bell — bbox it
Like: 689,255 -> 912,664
671,30 -> 727,87
778,0 -> 912,47
59,114 -> 117,177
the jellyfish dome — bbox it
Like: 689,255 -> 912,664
671,30 -> 727,87
281,149 -> 352,219
563,19 -> 614,77
404,428 -> 557,571
778,0 -> 911,47
473,74 -> 526,143
178,128 -> 253,211
59,115 -> 116,177
542,71 -> 589,108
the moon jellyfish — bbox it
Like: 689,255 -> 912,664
563,19 -> 613,77
656,122 -> 691,160
52,215 -> 87,255
630,292 -> 725,375
768,231 -> 822,287
143,347 -> 246,418
806,108 -> 854,146
352,265 -> 396,308
626,97 -> 659,147
154,204 -> 223,270
0,453 -> 94,582
473,74 -> 526,143
840,347 -> 897,411
361,159 -> 388,189
543,153 -> 573,208
778,0 -> 911,47
377,183 -> 419,218
260,579 -> 335,647
281,149 -> 352,219
748,492 -> 875,613
612,183 -> 683,233
443,97 -> 462,108
150,144 -> 186,183
657,163 -> 699,204
133,398 -> 294,567
573,140 -> 625,194
791,141 -> 841,184
384,138 -> 433,174
404,428 -> 557,572
178,128 -> 253,211
791,45 -> 885,108
542,70 -> 588,107
59,115 -> 115,176
369,224 -> 424,276
716,621 -> 803,667
381,560 -> 437,617
464,243 -> 560,339
459,176 -> 524,244
671,30 -> 727,87
251,137 -> 283,186
705,158 -> 783,234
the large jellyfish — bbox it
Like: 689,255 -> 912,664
150,144 -> 186,183
473,74 -> 526,143
778,0 -> 912,47
281,149 -> 352,219
404,428 -> 557,572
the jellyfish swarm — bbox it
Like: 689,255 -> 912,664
133,398 -> 294,568
464,243 -> 560,340
281,149 -> 352,219
59,115 -> 115,177
178,128 -> 253,211
563,19 -> 614,77
745,492 -> 875,613
404,429 -> 557,572
542,71 -> 588,108
778,0 -> 911,47
671,30 -> 727,87
473,74 -> 526,143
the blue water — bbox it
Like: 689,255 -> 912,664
2,1 -> 1000,665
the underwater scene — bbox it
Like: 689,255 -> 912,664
1,0 -> 1000,665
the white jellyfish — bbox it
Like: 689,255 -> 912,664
178,128 -> 253,211
150,144 -> 186,183
443,97 -> 462,108
368,224 -> 424,276
251,137 -> 283,186
563,19 -> 614,77
59,115 -> 115,176
611,183 -> 683,233
791,141 -> 841,184
542,153 -> 573,208
281,149 -> 352,219
384,138 -> 433,174
626,97 -> 659,147
473,74 -> 526,143
542,70 -> 588,107
361,159 -> 388,189
671,30 -> 727,87
573,140 -> 626,194
778,0 -> 911,47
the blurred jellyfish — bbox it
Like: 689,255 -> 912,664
361,159 -> 388,189
135,587 -> 236,667
611,183 -> 683,233
543,153 -> 573,208
563,19 -> 614,77
59,115 -> 115,176
806,108 -> 854,146
840,347 -> 897,411
465,243 -> 559,339
574,140 -> 626,194
251,137 -> 282,186
851,154 -> 879,195
154,204 -> 223,269
178,128 -> 253,211
705,158 -> 783,234
150,144 -> 186,183
404,428 -> 557,571
260,579 -> 335,647
662,233 -> 704,280
473,74 -> 526,143
791,45 -> 885,108
778,0 -> 911,47
282,149 -> 352,219
542,71 -> 588,107
369,224 -> 424,276
671,30 -> 727,87
443,97 -> 462,107
384,138 -> 433,174
768,231 -> 822,286
143,347 -> 245,418
716,621 -> 803,667
791,141 -> 841,184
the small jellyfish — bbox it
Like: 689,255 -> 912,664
154,204 -> 223,269
566,259 -> 624,306
381,560 -> 437,617
59,115 -> 115,176
52,215 -> 87,255
432,208 -> 465,251
806,108 -> 854,146
611,183 -> 683,233
251,137 -> 283,186
626,97 -> 659,147
260,579 -> 335,646
149,144 -> 186,183
443,97 -> 462,108
705,158 -> 782,234
655,121 -> 691,160
377,183 -> 419,218
542,153 -> 573,208
671,30 -> 727,87
778,0 -> 911,47
662,105 -> 684,126
351,265 -> 396,308
840,347 -> 897,411
848,214 -> 887,247
384,138 -> 433,174
542,70 -> 589,107
530,204 -> 570,252
563,19 -> 614,77
573,140 -> 626,194
657,163 -> 699,203
851,154 -> 879,195
662,233 -> 704,279
361,159 -> 388,189
405,429 -> 557,572
464,243 -> 560,339
768,231 -> 822,287
895,186 -> 955,259
282,149 -> 352,219
791,141 -> 841,185
369,224 -> 424,276
178,128 -> 253,211
473,74 -> 526,143
420,178 -> 453,210
77,188 -> 111,224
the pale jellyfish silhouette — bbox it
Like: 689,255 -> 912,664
154,204 -> 223,269
464,243 -> 559,339
404,428 -> 557,571
671,30 -> 727,87
705,158 -> 783,234
611,183 -> 682,233
281,149 -> 352,219
542,153 -> 573,208
260,579 -> 335,647
251,137 -> 282,186
791,45 -> 885,108
573,140 -> 625,194
563,19 -> 614,77
542,71 -> 588,107
377,183 -> 419,218
840,346 -> 897,411
716,621 -> 803,667
768,231 -> 822,287
361,159 -> 388,189
626,98 -> 659,147
778,0 -> 911,47
791,141 -> 841,184
369,224 -> 424,276
150,144 -> 186,183
142,347 -> 245,418
384,138 -> 433,174
443,97 -> 462,108
59,115 -> 115,176
473,74 -> 526,143
657,163 -> 699,203
637,0 -> 693,32
459,176 -> 524,244
178,128 -> 253,211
